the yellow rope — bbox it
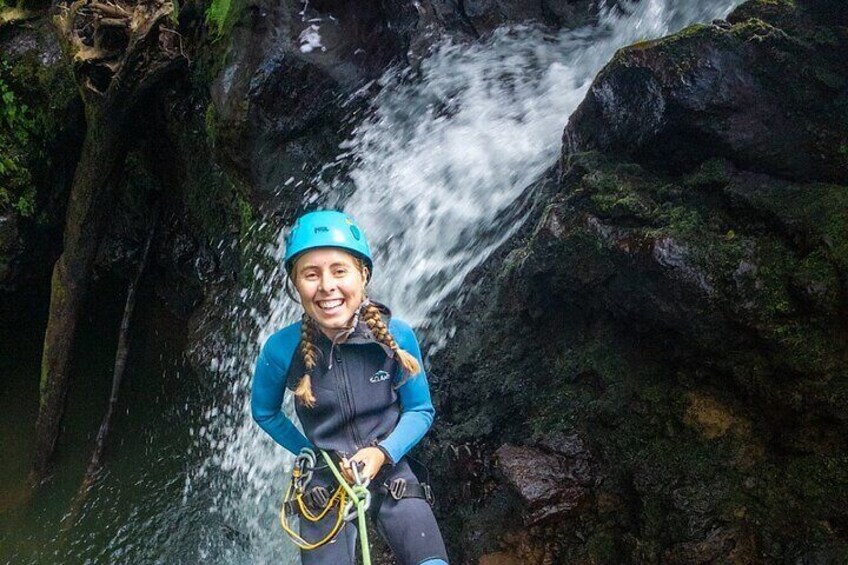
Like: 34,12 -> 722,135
279,473 -> 347,550
297,485 -> 344,522
278,450 -> 372,564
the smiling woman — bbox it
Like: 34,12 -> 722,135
292,249 -> 368,339
251,210 -> 449,565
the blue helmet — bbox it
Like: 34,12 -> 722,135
284,210 -> 373,277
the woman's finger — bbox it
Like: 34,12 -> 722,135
340,457 -> 354,482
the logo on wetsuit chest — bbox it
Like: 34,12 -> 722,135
369,370 -> 390,383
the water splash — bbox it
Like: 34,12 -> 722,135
184,1 -> 740,562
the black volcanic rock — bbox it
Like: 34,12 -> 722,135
426,1 -> 848,563
562,0 -> 848,182
495,443 -> 592,525
209,0 -> 473,197
462,0 -> 597,35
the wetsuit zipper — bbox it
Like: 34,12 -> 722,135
334,347 -> 364,451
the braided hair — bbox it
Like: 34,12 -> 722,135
294,313 -> 320,408
361,302 -> 420,376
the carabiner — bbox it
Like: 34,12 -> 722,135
343,487 -> 372,522
351,461 -> 370,488
294,448 -> 317,490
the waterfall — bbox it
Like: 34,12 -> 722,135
179,1 -> 740,562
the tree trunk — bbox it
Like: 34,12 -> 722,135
60,211 -> 157,532
30,0 -> 182,479
33,120 -> 126,477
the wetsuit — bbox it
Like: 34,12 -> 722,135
251,305 -> 449,565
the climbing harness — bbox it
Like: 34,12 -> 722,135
279,448 -> 437,564
279,448 -> 373,564
370,477 -> 434,518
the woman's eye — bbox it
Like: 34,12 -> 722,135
334,269 -> 348,276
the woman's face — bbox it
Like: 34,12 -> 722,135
292,248 -> 367,338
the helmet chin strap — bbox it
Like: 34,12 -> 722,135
325,298 -> 370,370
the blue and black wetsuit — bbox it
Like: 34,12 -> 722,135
251,304 -> 449,565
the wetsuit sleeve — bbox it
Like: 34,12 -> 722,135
378,320 -> 436,464
251,333 -> 313,455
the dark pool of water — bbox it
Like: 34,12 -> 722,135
0,279 -> 212,564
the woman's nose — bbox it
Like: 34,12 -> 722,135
318,272 -> 335,291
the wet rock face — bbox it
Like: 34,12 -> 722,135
432,151 -> 848,562
210,0 -> 448,196
495,439 -> 593,525
463,0 -> 596,34
428,1 -> 848,562
563,1 -> 848,182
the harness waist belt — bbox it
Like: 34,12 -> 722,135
287,478 -> 434,517
380,478 -> 433,504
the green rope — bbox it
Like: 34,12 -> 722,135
321,450 -> 372,565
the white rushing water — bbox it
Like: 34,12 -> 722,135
182,1 -> 740,562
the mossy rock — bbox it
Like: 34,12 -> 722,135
0,15 -> 82,289
564,0 -> 848,182
430,146 -> 848,561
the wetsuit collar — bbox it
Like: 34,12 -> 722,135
314,299 -> 395,363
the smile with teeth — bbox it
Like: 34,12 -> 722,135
317,298 -> 344,313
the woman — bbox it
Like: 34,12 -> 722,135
251,210 -> 449,565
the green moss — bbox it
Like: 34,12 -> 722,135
167,104 -> 237,240
591,193 -> 648,218
532,340 -> 632,438
0,60 -> 38,217
753,455 -> 848,542
1,39 -> 77,220
206,0 -> 245,38
235,192 -> 253,237
629,38 -> 658,51
183,171 -> 230,237
567,154 -> 666,223
794,249 -> 838,291
686,158 -> 734,188
0,5 -> 28,22
642,22 -> 713,53
728,0 -> 798,30
661,189 -> 843,377
563,151 -> 844,420
743,0 -> 796,9
669,22 -> 711,41
812,66 -> 845,90
204,102 -> 218,143
571,153 -> 847,383
750,182 -> 848,271
728,17 -> 781,41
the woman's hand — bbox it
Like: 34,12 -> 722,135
342,447 -> 386,483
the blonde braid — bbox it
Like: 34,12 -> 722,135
294,314 -> 319,407
362,303 -> 421,376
